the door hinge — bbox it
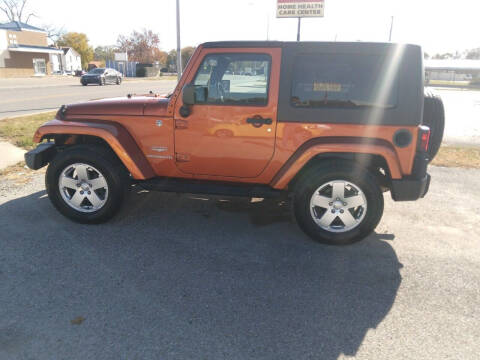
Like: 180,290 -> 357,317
175,153 -> 190,162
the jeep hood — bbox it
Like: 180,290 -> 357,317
63,95 -> 170,117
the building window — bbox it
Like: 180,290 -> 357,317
33,58 -> 47,75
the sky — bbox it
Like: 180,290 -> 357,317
18,0 -> 480,55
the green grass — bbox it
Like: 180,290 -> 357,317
0,111 -> 56,150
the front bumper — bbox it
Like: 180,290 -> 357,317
81,76 -> 101,84
390,152 -> 430,201
24,143 -> 56,170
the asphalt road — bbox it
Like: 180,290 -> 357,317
0,165 -> 479,359
0,77 -> 177,119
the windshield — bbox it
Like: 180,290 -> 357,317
88,68 -> 105,74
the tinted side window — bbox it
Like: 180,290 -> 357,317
193,53 -> 271,106
291,54 -> 398,109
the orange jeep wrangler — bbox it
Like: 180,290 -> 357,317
26,41 -> 444,245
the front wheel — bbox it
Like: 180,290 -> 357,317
116,77 -> 122,85
46,145 -> 129,223
293,161 -> 384,245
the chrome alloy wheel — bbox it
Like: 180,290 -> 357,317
309,180 -> 367,233
58,163 -> 109,213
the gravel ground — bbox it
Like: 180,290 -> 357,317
0,165 -> 479,359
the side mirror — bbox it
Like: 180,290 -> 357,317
182,84 -> 195,105
182,84 -> 208,105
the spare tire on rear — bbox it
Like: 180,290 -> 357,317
423,90 -> 445,161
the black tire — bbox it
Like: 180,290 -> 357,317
45,145 -> 130,224
99,77 -> 105,86
423,90 -> 445,161
293,160 -> 384,245
116,77 -> 122,85
81,81 -> 87,86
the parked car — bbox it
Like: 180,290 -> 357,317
80,68 -> 122,86
25,41 -> 445,245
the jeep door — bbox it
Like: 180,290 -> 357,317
173,48 -> 281,178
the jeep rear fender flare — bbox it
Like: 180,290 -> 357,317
270,141 -> 402,190
33,119 -> 155,180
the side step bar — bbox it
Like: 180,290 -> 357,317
137,177 -> 286,198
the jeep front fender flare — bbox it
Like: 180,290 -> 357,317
33,119 -> 155,180
270,142 -> 402,190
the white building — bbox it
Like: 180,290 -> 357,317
425,59 -> 480,82
62,47 -> 81,73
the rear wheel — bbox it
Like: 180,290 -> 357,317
293,161 -> 384,245
423,90 -> 445,161
46,145 -> 129,223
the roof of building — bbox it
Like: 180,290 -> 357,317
8,44 -> 63,54
425,59 -> 480,71
0,21 -> 45,32
62,47 -> 80,56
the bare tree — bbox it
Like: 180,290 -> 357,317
43,23 -> 66,45
0,0 -> 37,23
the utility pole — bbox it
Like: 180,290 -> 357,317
266,14 -> 270,40
297,17 -> 301,41
389,16 -> 394,42
176,0 -> 182,81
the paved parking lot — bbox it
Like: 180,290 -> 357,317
0,165 -> 479,359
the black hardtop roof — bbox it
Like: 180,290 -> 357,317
201,41 -> 420,51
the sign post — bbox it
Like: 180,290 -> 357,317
114,52 -> 128,77
276,0 -> 325,41
176,0 -> 182,81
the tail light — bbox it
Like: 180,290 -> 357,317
418,125 -> 431,152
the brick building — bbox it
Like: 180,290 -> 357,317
0,21 -> 63,77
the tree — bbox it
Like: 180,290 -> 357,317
94,45 -> 116,63
0,0 -> 36,23
167,47 -> 196,72
57,32 -> 94,69
167,49 -> 177,71
42,24 -> 66,46
466,48 -> 480,60
432,53 -> 454,60
117,29 -> 167,64
181,46 -> 196,69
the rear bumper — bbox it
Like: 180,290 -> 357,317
390,152 -> 430,201
24,143 -> 56,170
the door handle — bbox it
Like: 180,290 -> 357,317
246,116 -> 272,128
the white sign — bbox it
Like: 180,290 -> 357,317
114,52 -> 128,61
277,0 -> 324,18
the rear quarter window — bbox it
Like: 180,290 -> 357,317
291,54 -> 398,109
